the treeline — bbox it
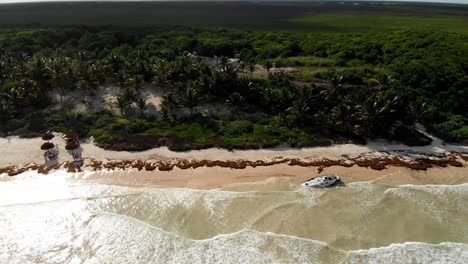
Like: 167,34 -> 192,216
0,27 -> 467,149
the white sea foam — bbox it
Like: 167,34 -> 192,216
2,176 -> 468,263
385,183 -> 468,221
75,213 -> 346,264
344,242 -> 468,264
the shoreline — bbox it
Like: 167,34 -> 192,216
1,150 -> 466,176
2,161 -> 468,190
1,136 -> 467,189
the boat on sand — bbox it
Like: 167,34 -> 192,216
302,174 -> 341,188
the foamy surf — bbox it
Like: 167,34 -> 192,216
344,242 -> 468,264
1,174 -> 468,263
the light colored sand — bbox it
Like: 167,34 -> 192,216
1,131 -> 466,168
1,133 -> 467,189
49,83 -> 163,116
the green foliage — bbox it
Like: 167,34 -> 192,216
291,14 -> 468,35
222,120 -> 253,137
0,16 -> 466,148
124,119 -> 150,134
271,56 -> 335,67
453,127 -> 468,144
433,115 -> 468,143
165,123 -> 215,140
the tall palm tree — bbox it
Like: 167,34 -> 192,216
152,59 -> 173,94
355,90 -> 399,136
220,56 -> 230,72
0,99 -> 13,132
28,56 -> 49,89
367,72 -> 396,90
286,86 -> 314,126
226,92 -> 245,114
28,80 -> 49,107
160,92 -> 178,119
248,62 -> 256,77
47,56 -> 73,107
116,96 -> 128,117
329,101 -> 360,136
181,81 -> 203,116
323,72 -> 344,101
264,60 -> 273,75
3,82 -> 25,109
408,100 -> 430,129
136,97 -> 147,117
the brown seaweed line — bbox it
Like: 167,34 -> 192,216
0,152 -> 465,177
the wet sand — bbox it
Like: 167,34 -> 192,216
69,164 -> 468,190
2,136 -> 468,263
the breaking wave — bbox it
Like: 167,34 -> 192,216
1,175 -> 468,263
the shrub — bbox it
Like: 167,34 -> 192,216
94,133 -> 112,144
297,137 -> 333,148
433,115 -> 468,142
222,120 -> 253,136
219,137 -> 244,149
88,128 -> 105,138
123,145 -> 152,152
168,142 -> 193,152
262,139 -> 281,148
452,126 -> 468,143
167,123 -> 215,139
125,119 -> 150,134
92,114 -> 115,129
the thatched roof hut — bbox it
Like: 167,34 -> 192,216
40,142 -> 55,150
65,142 -> 80,150
63,131 -> 79,141
42,133 -> 54,141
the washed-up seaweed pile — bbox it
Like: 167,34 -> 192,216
1,151 -> 466,177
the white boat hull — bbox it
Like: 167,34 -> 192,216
302,174 -> 341,188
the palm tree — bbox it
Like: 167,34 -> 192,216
226,92 -> 245,113
319,72 -> 344,102
121,87 -> 137,106
239,61 -> 247,77
28,56 -> 48,89
220,56 -> 230,72
152,59 -> 172,94
181,81 -> 203,116
47,56 -> 72,107
355,90 -> 399,136
264,60 -> 273,75
0,99 -> 13,132
259,85 -> 275,110
78,79 -> 95,102
367,72 -> 396,90
248,62 -> 256,77
107,53 -> 125,77
408,100 -> 430,129
28,80 -> 49,107
286,86 -> 314,126
116,96 -> 128,117
160,92 -> 178,119
136,97 -> 147,117
2,81 -> 25,109
329,101 -> 360,136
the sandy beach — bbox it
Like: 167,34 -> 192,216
1,133 -> 467,189
2,135 -> 468,264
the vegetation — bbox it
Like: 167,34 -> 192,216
0,2 -> 466,32
0,2 -> 467,151
291,14 -> 468,35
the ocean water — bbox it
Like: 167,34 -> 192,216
0,173 -> 467,263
